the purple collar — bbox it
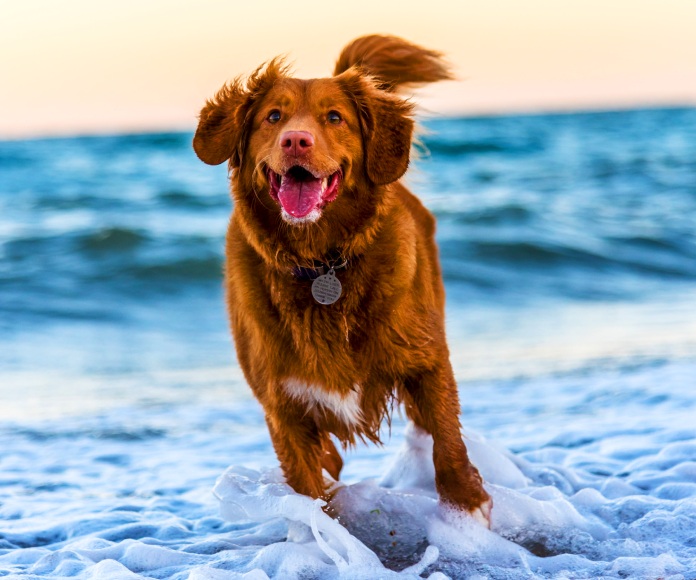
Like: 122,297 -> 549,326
292,264 -> 326,281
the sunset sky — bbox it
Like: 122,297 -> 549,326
2,0 -> 695,138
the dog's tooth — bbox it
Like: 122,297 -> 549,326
321,177 -> 327,191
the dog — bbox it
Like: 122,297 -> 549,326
193,34 -> 492,526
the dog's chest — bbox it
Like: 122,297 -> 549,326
282,379 -> 362,427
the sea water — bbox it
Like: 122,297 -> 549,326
1,107 -> 695,578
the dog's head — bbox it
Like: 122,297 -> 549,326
193,60 -> 414,226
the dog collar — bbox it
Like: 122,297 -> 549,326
291,249 -> 348,281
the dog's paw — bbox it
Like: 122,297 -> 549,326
440,495 -> 493,530
470,497 -> 493,529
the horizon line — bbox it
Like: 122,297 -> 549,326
2,101 -> 694,143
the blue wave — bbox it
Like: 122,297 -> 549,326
1,106 -> 695,322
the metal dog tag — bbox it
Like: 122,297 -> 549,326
311,268 -> 342,305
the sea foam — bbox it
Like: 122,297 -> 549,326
2,374 -> 696,579
208,421 -> 696,579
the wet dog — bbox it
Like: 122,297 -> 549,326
193,34 -> 491,525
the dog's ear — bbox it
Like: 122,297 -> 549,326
193,58 -> 287,167
363,91 -> 414,185
193,80 -> 249,166
337,68 -> 414,186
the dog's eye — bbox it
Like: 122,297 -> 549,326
267,110 -> 281,124
327,111 -> 342,124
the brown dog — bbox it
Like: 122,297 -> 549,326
193,35 -> 491,525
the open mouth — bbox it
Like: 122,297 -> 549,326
267,166 -> 342,221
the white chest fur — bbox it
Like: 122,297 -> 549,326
282,379 -> 363,427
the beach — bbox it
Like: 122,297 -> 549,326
1,107 -> 696,578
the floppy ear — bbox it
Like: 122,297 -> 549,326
363,92 -> 414,185
193,58 -> 288,167
193,80 -> 249,167
337,68 -> 414,185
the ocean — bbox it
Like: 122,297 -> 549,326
1,106 -> 695,579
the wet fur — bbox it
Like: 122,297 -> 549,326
193,35 -> 491,519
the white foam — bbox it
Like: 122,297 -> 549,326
210,417 -> 696,578
3,362 -> 696,578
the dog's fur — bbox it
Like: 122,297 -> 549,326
193,34 -> 491,524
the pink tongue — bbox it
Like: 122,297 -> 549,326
277,173 -> 323,218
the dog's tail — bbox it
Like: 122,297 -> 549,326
333,34 -> 452,91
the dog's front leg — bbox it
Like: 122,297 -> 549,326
403,367 -> 492,526
265,409 -> 327,500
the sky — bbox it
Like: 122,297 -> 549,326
1,0 -> 695,138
